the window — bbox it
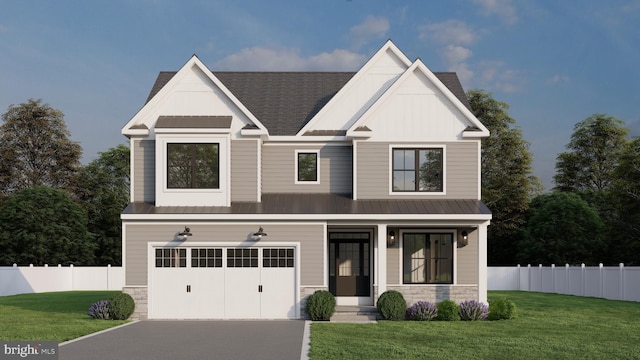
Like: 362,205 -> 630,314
227,248 -> 258,268
296,151 -> 318,182
155,248 -> 186,268
167,143 -> 219,189
392,148 -> 443,192
191,248 -> 223,268
263,248 -> 295,268
403,233 -> 453,284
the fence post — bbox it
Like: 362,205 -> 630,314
551,264 -> 555,293
107,264 -> 111,290
527,264 -> 531,292
619,263 -> 625,301
539,264 -> 543,292
70,263 -> 74,291
599,263 -> 603,298
517,264 -> 521,290
581,263 -> 586,296
565,264 -> 569,294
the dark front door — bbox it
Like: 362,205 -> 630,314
329,232 -> 370,297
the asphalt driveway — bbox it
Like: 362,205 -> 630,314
59,320 -> 308,360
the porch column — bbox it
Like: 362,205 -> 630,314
376,224 -> 387,299
477,221 -> 490,303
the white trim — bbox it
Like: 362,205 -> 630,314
352,140 -> 358,200
477,221 -> 490,303
121,213 -> 493,221
256,139 -> 262,202
399,228 -> 457,285
388,144 -> 447,196
155,134 -> 230,207
129,138 -> 135,202
377,224 -> 387,296
263,141 -> 349,147
294,149 -> 320,185
477,141 -> 482,200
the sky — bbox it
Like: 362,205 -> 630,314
1,0 -> 638,190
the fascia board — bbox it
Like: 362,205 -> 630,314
295,39 -> 412,136
121,213 -> 492,222
154,128 -> 231,134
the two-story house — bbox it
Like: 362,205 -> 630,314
120,40 -> 491,320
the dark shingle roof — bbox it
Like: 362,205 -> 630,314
123,193 -> 491,217
145,70 -> 471,136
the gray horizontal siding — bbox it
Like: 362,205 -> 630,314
124,223 -> 324,286
356,141 -> 479,199
262,145 -> 352,194
133,139 -> 155,203
456,231 -> 478,285
231,140 -> 259,202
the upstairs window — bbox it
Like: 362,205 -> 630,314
167,143 -> 219,189
392,148 -> 443,192
296,151 -> 319,183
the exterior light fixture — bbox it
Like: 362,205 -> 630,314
253,226 -> 267,240
458,230 -> 469,248
178,226 -> 192,239
387,229 -> 397,247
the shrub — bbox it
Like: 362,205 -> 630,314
306,290 -> 336,321
88,299 -> 110,319
406,301 -> 438,321
436,300 -> 460,321
108,292 -> 135,320
488,298 -> 518,320
376,290 -> 407,321
459,300 -> 488,321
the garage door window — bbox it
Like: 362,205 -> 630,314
227,248 -> 258,267
155,248 -> 186,268
263,248 -> 294,268
191,248 -> 223,268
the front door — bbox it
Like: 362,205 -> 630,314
329,232 -> 370,297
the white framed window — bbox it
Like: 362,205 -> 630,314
295,149 -> 320,184
155,134 -> 230,206
389,145 -> 446,195
401,231 -> 454,284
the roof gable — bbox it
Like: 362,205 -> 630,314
346,59 -> 489,140
296,40 -> 412,136
121,55 -> 268,136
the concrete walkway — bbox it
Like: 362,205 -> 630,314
60,320 -> 308,360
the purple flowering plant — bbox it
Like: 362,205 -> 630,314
406,300 -> 438,321
88,299 -> 111,320
458,300 -> 488,321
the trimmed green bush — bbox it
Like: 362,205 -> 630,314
488,297 -> 517,320
376,290 -> 407,321
306,290 -> 336,321
108,292 -> 135,320
436,300 -> 460,321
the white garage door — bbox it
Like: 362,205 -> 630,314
149,246 -> 296,319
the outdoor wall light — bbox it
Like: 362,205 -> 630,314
458,230 -> 469,248
389,230 -> 395,240
253,226 -> 267,240
178,226 -> 192,238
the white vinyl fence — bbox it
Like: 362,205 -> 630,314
489,264 -> 640,302
0,264 -> 124,297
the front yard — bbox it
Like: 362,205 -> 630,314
0,291 -> 127,342
310,291 -> 640,359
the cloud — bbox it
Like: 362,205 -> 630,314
471,0 -> 518,25
546,74 -> 570,85
345,15 -> 390,50
478,61 -> 523,93
213,47 -> 366,71
419,20 -> 476,45
442,45 -> 473,64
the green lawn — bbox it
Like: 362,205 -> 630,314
0,291 -> 128,342
310,291 -> 640,359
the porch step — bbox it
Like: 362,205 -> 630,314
330,306 -> 381,323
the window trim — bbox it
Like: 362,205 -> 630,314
294,149 -> 320,184
166,142 -> 220,189
389,144 -> 446,195
400,229 -> 456,285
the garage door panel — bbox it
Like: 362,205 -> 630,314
150,245 -> 297,319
